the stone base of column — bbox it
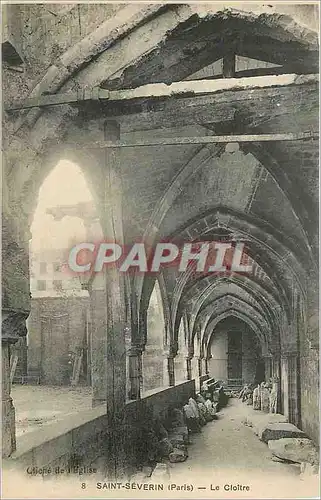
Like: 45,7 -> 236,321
2,343 -> 16,458
2,397 -> 16,458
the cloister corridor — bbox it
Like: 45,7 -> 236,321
2,3 -> 319,498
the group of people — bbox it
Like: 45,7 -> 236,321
239,379 -> 278,413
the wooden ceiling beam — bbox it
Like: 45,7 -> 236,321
5,73 -> 318,112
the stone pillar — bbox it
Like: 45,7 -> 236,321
198,357 -> 203,377
205,357 -> 210,376
281,351 -> 300,426
98,126 -> 127,479
167,356 -> 175,386
127,345 -> 143,400
2,210 -> 30,458
185,345 -> 194,381
163,343 -> 177,387
186,356 -> 192,380
271,352 -> 281,413
2,310 -> 29,457
90,285 -> 108,406
272,354 -> 281,380
264,355 -> 272,380
2,342 -> 15,457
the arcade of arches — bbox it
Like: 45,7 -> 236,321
2,2 -> 319,475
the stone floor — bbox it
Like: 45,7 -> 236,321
4,394 -> 319,499
11,384 -> 92,438
167,398 -> 319,499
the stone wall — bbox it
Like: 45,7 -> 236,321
208,323 -> 262,384
27,296 -> 90,385
5,381 -> 195,474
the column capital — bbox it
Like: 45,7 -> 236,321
2,308 -> 29,344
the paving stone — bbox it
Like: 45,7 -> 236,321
261,423 -> 307,443
244,412 -> 288,436
268,438 -> 319,465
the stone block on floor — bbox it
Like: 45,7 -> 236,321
169,448 -> 188,463
300,462 -> 320,476
170,425 -> 189,443
268,438 -> 319,465
158,437 -> 174,458
261,423 -> 307,443
168,433 -> 185,447
150,462 -> 170,481
244,412 -> 288,436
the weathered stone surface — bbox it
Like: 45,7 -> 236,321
253,385 -> 261,410
153,418 -> 168,440
268,438 -> 319,465
244,412 -> 288,437
168,433 -> 185,447
205,399 -> 216,417
261,423 -> 307,443
169,448 -> 187,463
151,462 -> 170,481
171,408 -> 185,428
142,466 -> 153,477
131,472 -> 149,482
183,403 -> 202,432
198,402 -> 212,422
158,438 -> 173,458
300,462 -> 320,476
260,386 -> 270,413
196,393 -> 207,405
188,398 -> 201,418
169,425 -> 189,444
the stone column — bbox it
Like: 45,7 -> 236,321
198,357 -> 203,378
263,355 -> 272,380
271,352 -> 281,413
98,124 -> 127,479
2,341 -> 15,457
281,350 -> 300,426
163,343 -> 177,387
2,310 -> 29,457
167,356 -> 175,386
186,356 -> 192,380
127,345 -> 143,400
205,357 -> 210,376
2,211 -> 30,458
